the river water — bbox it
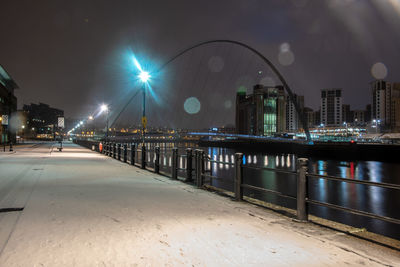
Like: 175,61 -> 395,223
143,142 -> 400,240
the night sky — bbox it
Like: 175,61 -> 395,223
1,0 -> 400,129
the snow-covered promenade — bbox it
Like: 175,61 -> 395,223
0,142 -> 399,266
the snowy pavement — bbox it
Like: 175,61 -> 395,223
0,142 -> 399,266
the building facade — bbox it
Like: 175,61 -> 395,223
286,94 -> 304,132
320,89 -> 342,126
23,103 -> 64,138
371,80 -> 400,130
0,65 -> 18,143
236,84 -> 287,136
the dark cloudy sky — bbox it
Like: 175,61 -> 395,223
1,0 -> 400,129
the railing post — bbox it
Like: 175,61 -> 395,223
123,144 -> 127,163
155,146 -> 160,174
172,148 -> 178,179
185,148 -> 193,182
194,149 -> 200,187
141,144 -> 146,169
117,143 -> 121,160
234,153 -> 244,201
297,158 -> 309,222
196,149 -> 204,188
130,143 -> 135,165
113,143 -> 116,159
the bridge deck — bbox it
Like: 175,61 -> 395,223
0,142 -> 398,266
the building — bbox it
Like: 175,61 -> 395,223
342,104 -> 352,124
286,94 -> 304,132
0,65 -> 18,143
303,107 -> 315,129
320,88 -> 342,126
23,103 -> 64,138
391,98 -> 400,132
371,80 -> 400,130
236,84 -> 286,136
371,80 -> 391,127
236,90 -> 256,135
353,110 -> 365,125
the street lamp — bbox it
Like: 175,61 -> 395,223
100,104 -> 109,141
138,70 -> 151,145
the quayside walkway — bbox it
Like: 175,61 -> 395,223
0,142 -> 399,266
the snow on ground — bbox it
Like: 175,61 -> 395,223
0,142 -> 398,266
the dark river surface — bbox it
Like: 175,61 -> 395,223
141,142 -> 400,240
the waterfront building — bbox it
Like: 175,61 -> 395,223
0,65 -> 18,143
342,104 -> 352,124
320,88 -> 343,126
286,94 -> 304,132
303,107 -> 315,128
236,84 -> 286,136
353,110 -> 365,125
23,103 -> 64,138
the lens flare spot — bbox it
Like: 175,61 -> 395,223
208,56 -> 224,72
278,50 -> 295,66
371,62 -> 388,80
280,42 -> 291,52
224,100 -> 232,109
184,97 -> 201,114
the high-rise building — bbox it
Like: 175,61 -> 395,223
371,80 -> 391,127
320,89 -> 342,126
303,107 -> 315,128
236,84 -> 286,136
353,110 -> 365,125
0,65 -> 18,143
371,80 -> 400,130
286,94 -> 304,132
391,98 -> 400,132
342,104 -> 353,124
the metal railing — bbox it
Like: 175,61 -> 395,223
80,141 -> 400,227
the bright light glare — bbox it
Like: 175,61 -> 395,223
100,104 -> 108,112
139,71 -> 150,83
89,115 -> 94,120
133,57 -> 142,71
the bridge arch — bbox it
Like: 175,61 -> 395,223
157,40 -> 312,143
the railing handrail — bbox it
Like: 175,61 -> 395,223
307,173 -> 400,190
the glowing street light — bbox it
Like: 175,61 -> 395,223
139,71 -> 150,83
88,115 -> 94,120
100,104 -> 108,113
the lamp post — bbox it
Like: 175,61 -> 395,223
138,71 -> 150,145
100,104 -> 109,141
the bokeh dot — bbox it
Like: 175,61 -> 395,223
208,56 -> 224,72
184,97 -> 201,114
371,62 -> 388,80
278,51 -> 295,66
224,100 -> 232,109
280,42 -> 290,52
